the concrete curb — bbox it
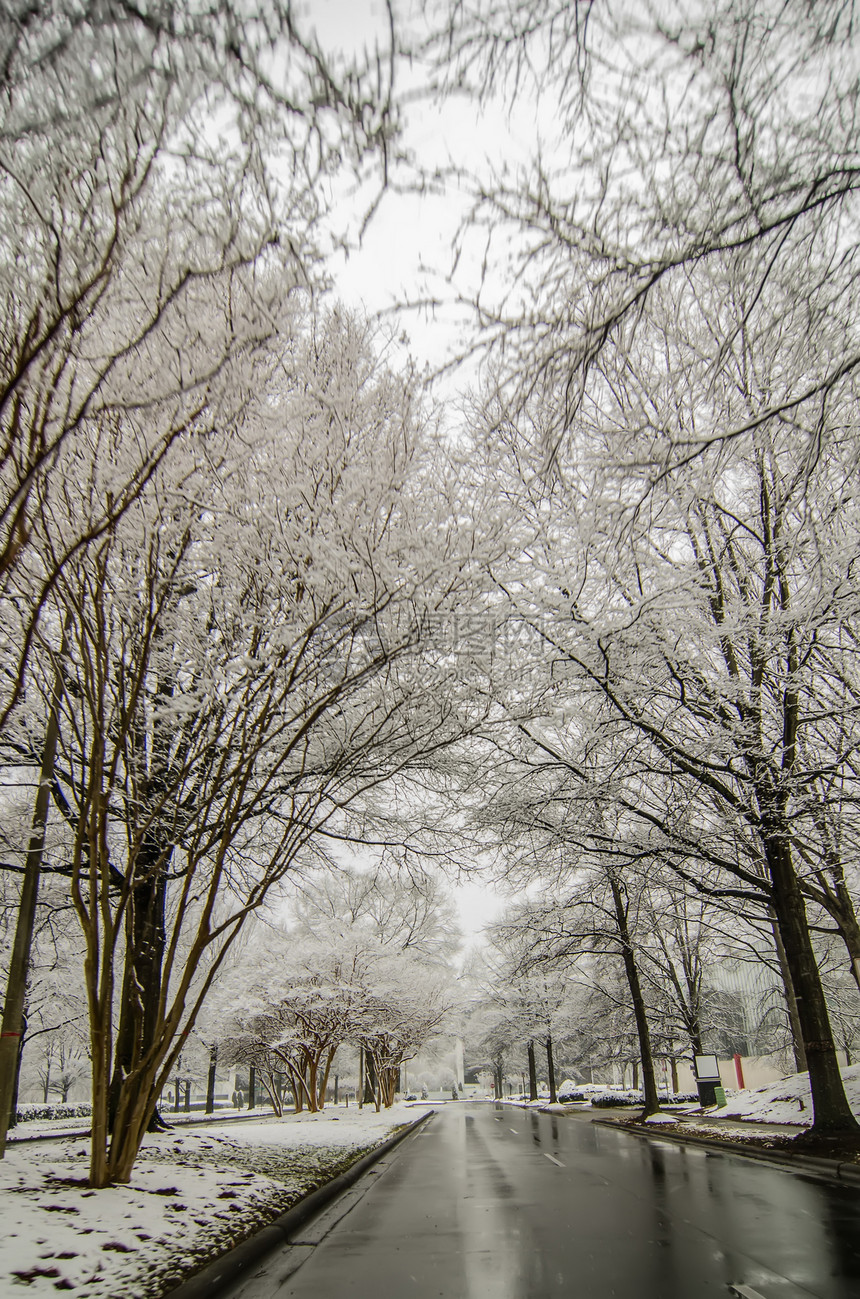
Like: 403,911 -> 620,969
591,1116 -> 860,1187
161,1109 -> 436,1299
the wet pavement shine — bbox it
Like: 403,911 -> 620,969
219,1103 -> 860,1299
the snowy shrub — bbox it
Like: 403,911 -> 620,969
15,1102 -> 93,1123
591,1090 -> 699,1107
591,1091 -> 645,1107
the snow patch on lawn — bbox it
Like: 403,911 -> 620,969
0,1103 -> 432,1296
717,1063 -> 860,1126
7,1104 -> 277,1143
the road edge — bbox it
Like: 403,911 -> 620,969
161,1108 -> 436,1299
591,1115 -> 860,1186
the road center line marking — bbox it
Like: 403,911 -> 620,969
728,1288 -> 767,1299
543,1153 -> 565,1167
509,1128 -> 519,1134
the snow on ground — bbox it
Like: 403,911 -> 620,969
7,1104 -> 278,1143
0,1103 -> 432,1297
718,1065 -> 860,1125
8,1116 -> 95,1142
506,1065 -> 860,1131
715,1063 -> 860,1126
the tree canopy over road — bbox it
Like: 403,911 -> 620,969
3,0 -> 860,1190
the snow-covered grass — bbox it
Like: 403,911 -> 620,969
0,1103 -> 432,1297
7,1103 -> 278,1144
500,1097 -> 551,1109
8,1115 -> 95,1142
670,1122 -> 794,1144
715,1063 -> 860,1126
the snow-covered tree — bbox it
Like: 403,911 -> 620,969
292,851 -> 462,964
217,916 -> 452,1115
12,308 -> 486,1185
219,939 -> 364,1115
432,0 -> 860,475
0,0 -> 395,726
0,0 -> 401,1163
354,952 -> 450,1110
467,920 -> 577,1105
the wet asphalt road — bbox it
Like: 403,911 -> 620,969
220,1103 -> 860,1299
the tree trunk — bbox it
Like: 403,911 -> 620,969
248,1065 -> 256,1110
0,630 -> 66,1157
269,1071 -> 284,1117
363,1051 -> 376,1106
108,859 -> 169,1134
765,832 -> 860,1137
103,852 -> 171,1158
768,907 -> 807,1072
88,1004 -> 113,1187
206,1045 -> 217,1114
526,1040 -> 537,1101
104,1083 -> 166,1184
317,1047 -> 336,1110
608,873 -> 661,1117
376,1065 -> 394,1109
546,1036 -> 557,1103
837,917 -> 860,999
804,806 -> 860,997
8,1022 -> 26,1130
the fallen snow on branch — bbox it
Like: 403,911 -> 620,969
0,1104 -> 432,1296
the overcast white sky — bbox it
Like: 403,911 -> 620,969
455,877 -> 506,944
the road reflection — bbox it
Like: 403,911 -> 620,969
253,1104 -> 860,1299
496,1108 -> 860,1297
454,1111 -> 531,1298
